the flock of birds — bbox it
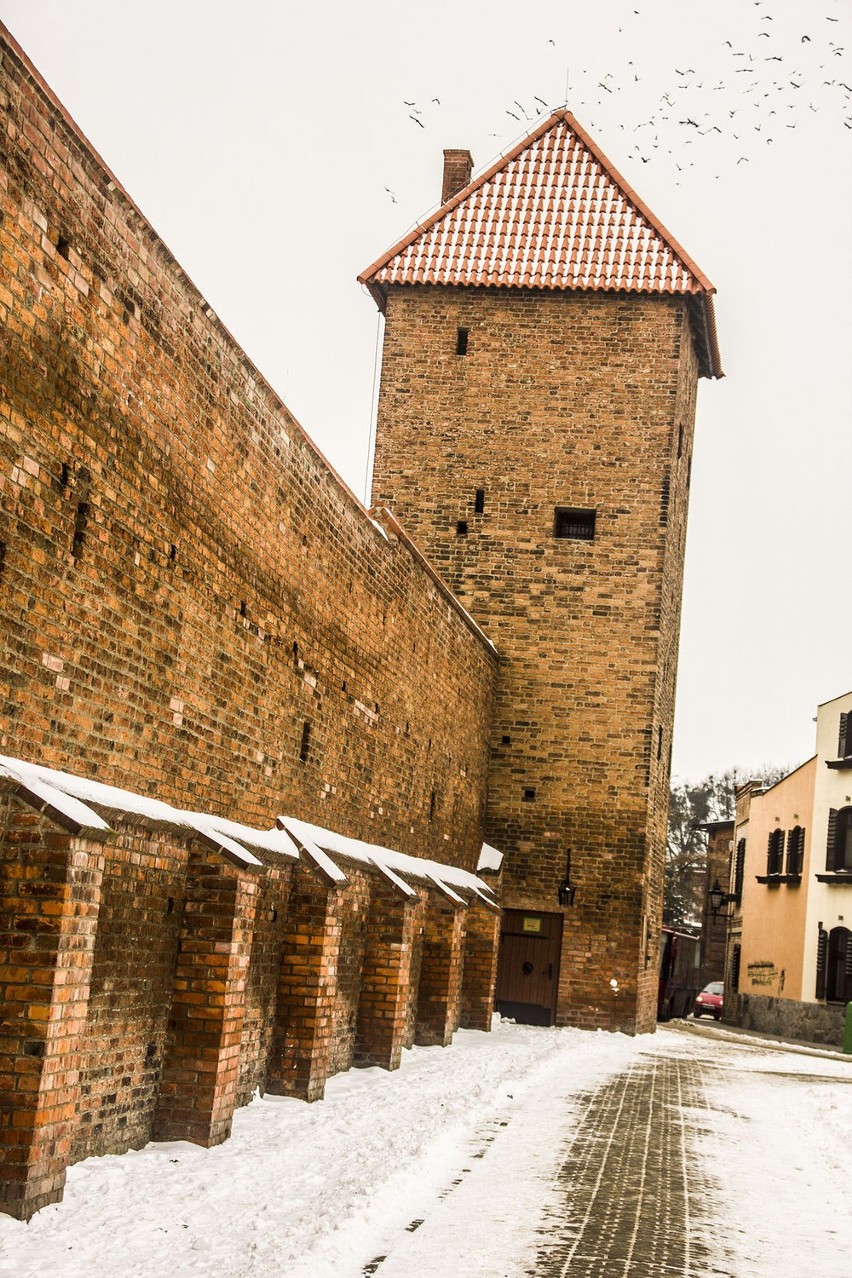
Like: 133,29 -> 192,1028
388,4 -> 850,198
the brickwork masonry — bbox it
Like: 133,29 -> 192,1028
0,32 -> 496,868
372,283 -> 702,1033
0,28 -> 500,1219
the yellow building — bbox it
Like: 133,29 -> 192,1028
728,690 -> 852,1043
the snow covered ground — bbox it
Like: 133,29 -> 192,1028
0,1020 -> 849,1277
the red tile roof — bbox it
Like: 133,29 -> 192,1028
359,111 -> 721,378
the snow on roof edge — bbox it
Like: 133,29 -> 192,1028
477,842 -> 504,873
0,753 -> 498,899
282,815 -> 497,899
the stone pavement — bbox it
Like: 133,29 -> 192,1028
365,1023 -> 849,1278
533,1052 -> 715,1278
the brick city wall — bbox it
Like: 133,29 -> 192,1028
0,29 -> 502,1220
0,32 -> 496,870
372,284 -> 702,1033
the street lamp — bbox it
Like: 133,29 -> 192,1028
708,878 -> 736,919
558,849 -> 576,907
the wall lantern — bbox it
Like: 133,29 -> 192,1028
558,849 -> 577,907
708,878 -> 736,919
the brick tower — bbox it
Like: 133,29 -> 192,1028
360,112 -> 721,1033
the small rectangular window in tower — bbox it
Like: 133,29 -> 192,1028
456,520 -> 468,536
554,507 -> 595,541
523,787 -> 536,802
455,327 -> 469,356
474,488 -> 485,514
299,721 -> 311,763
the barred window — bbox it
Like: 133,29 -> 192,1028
554,507 -> 595,541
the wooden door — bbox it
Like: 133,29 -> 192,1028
495,910 -> 563,1026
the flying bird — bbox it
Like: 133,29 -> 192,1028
409,115 -> 425,128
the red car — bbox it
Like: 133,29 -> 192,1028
693,981 -> 724,1020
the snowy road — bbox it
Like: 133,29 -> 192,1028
0,1021 -> 849,1277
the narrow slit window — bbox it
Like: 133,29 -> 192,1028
0,540 -> 6,580
72,500 -> 89,559
554,507 -> 595,541
677,425 -> 683,460
659,477 -> 670,527
299,721 -> 311,763
474,488 -> 485,514
429,789 -> 436,820
72,467 -> 91,562
456,327 -> 469,356
456,520 -> 468,536
56,234 -> 70,260
523,787 -> 537,802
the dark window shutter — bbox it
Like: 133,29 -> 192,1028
839,712 -> 849,758
734,839 -> 746,902
786,827 -> 804,876
826,809 -> 838,872
767,831 -> 774,875
731,943 -> 741,992
815,928 -> 828,1000
844,932 -> 852,1003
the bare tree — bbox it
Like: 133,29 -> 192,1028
665,765 -> 789,927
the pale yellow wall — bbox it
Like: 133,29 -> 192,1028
803,690 -> 852,995
739,759 -> 816,1000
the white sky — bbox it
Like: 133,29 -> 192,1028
0,1021 -> 849,1276
3,0 -> 850,782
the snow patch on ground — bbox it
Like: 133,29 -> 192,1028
0,1021 -> 848,1277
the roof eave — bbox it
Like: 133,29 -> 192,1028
689,293 -> 724,379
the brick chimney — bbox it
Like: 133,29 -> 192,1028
442,149 -> 473,204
